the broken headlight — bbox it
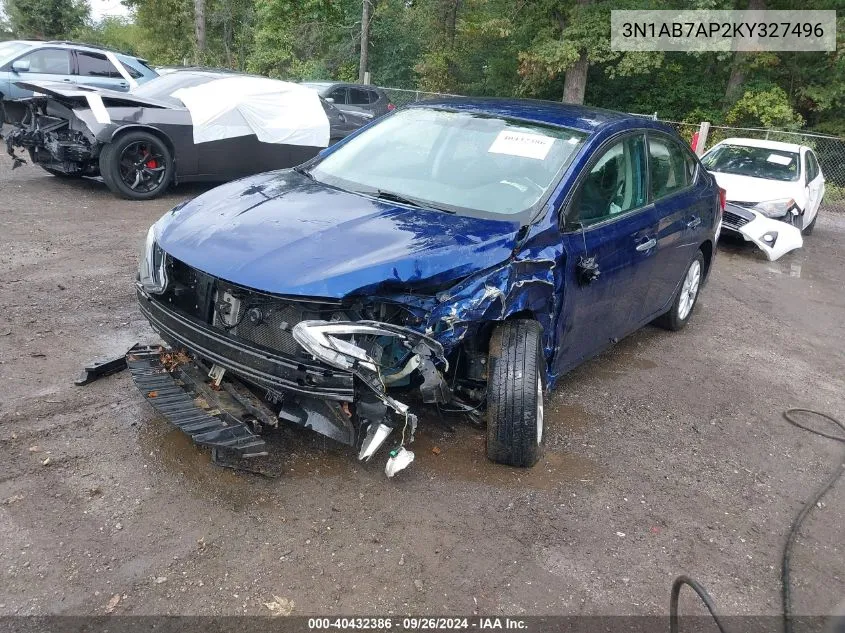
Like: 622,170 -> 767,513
138,223 -> 168,294
753,198 -> 799,219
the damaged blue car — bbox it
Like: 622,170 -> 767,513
131,99 -> 723,476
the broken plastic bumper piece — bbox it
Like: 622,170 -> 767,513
723,204 -> 803,261
127,345 -> 267,458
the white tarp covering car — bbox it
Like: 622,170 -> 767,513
702,137 -> 825,260
172,76 -> 330,146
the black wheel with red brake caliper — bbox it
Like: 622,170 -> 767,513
99,130 -> 173,200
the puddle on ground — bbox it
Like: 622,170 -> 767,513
412,423 -> 600,491
136,402 -> 600,493
586,352 -> 658,380
546,402 -> 592,434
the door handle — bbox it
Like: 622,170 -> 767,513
687,217 -> 702,229
636,238 -> 656,252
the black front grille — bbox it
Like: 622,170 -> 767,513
723,209 -> 750,230
159,256 -> 347,359
216,287 -> 347,357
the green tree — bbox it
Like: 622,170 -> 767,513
4,0 -> 88,38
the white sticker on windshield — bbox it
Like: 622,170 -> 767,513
767,153 -> 793,166
488,130 -> 555,160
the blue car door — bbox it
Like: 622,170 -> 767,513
74,50 -> 131,92
554,132 -> 661,373
645,133 -> 712,315
1,47 -> 73,99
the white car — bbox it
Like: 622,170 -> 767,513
701,137 -> 825,260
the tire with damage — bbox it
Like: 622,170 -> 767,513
100,130 -> 173,201
486,319 -> 545,467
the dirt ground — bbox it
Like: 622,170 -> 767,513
0,159 -> 843,619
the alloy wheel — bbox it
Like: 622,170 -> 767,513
677,260 -> 701,321
118,141 -> 167,193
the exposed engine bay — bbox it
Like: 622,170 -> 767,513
2,97 -> 99,174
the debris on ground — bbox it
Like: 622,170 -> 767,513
263,596 -> 295,616
104,594 -> 121,613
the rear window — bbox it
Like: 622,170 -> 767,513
77,51 -> 118,78
702,144 -> 799,182
132,72 -> 223,104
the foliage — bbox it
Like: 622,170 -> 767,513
4,0 -> 88,38
725,85 -> 804,130
2,0 -> 843,136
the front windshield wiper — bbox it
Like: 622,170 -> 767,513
369,189 -> 455,213
293,165 -> 315,180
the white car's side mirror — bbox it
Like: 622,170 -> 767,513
11,59 -> 30,73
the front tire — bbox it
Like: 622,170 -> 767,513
802,212 -> 818,236
486,319 -> 545,467
99,131 -> 173,200
654,251 -> 705,331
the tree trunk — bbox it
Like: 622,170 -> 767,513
358,0 -> 371,83
562,53 -> 588,104
194,0 -> 206,63
725,0 -> 765,103
444,0 -> 460,45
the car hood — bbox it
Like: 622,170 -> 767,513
709,171 -> 804,205
13,80 -> 173,109
156,171 -> 523,298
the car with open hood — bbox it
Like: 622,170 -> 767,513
701,137 -> 825,261
130,99 -> 722,476
3,70 -> 371,200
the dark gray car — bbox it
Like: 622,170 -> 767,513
3,70 -> 370,200
301,81 -> 395,118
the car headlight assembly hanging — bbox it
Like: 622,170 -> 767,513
753,198 -> 799,219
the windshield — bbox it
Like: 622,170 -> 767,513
0,41 -> 33,61
309,108 -> 587,217
132,72 -> 223,105
702,144 -> 800,182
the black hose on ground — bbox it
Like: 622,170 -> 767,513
670,408 -> 845,633
780,409 -> 845,633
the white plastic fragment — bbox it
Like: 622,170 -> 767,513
385,447 -> 415,478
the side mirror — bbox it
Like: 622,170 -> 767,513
325,97 -> 335,104
11,59 -> 30,73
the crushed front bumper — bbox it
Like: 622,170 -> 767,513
135,288 -> 451,475
722,204 -> 803,261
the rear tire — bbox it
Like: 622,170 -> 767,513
486,319 -> 545,468
654,251 -> 705,331
99,130 -> 173,200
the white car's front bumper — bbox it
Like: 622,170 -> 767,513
722,205 -> 803,261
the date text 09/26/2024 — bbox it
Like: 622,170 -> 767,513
307,617 -> 528,630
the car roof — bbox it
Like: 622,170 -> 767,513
17,40 -> 146,62
716,137 -> 807,153
406,97 -> 656,133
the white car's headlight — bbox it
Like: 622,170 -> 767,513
753,198 -> 799,218
138,223 -> 167,294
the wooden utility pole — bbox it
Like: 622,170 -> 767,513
194,0 -> 206,63
358,0 -> 370,83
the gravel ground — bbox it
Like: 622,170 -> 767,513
0,160 -> 842,618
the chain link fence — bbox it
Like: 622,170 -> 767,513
381,86 -> 461,107
376,86 -> 845,211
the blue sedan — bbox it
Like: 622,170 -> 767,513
133,99 -> 723,474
